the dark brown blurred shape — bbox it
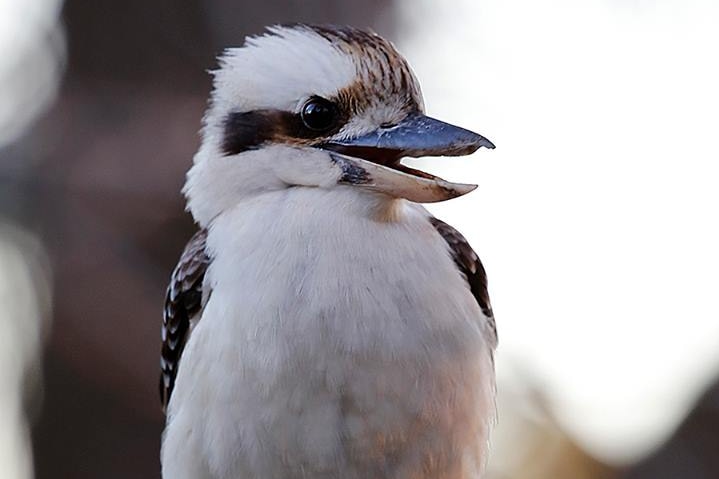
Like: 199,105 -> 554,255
620,378 -> 719,479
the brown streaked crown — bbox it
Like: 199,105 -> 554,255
303,24 -> 424,115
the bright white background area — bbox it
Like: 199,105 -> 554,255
0,0 -> 63,147
397,0 -> 719,465
0,227 -> 50,479
0,2 -> 60,479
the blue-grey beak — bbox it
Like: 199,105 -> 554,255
322,113 -> 494,164
319,113 -> 494,203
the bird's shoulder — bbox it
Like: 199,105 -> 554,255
160,228 -> 211,413
430,217 -> 496,346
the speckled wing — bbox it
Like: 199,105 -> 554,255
431,217 -> 497,346
160,229 -> 210,413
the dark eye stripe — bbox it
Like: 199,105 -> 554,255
221,110 -> 276,155
221,105 -> 348,156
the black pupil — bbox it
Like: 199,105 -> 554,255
301,98 -> 335,131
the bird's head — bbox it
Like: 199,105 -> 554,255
185,24 -> 494,225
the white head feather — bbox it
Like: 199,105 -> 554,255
184,25 -> 427,226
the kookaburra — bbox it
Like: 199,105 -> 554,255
160,24 -> 497,479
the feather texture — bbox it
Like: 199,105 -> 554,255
431,217 -> 496,347
160,229 -> 210,412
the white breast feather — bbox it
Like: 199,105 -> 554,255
161,187 -> 496,479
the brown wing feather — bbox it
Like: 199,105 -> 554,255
160,229 -> 210,413
431,217 -> 497,345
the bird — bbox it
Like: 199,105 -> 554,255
160,24 -> 497,479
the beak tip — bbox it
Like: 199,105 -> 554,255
464,183 -> 479,195
475,135 -> 496,150
437,181 -> 478,200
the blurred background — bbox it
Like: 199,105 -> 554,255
1,0 -> 718,478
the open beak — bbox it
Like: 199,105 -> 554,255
321,113 -> 494,203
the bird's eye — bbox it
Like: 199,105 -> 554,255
301,97 -> 337,131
